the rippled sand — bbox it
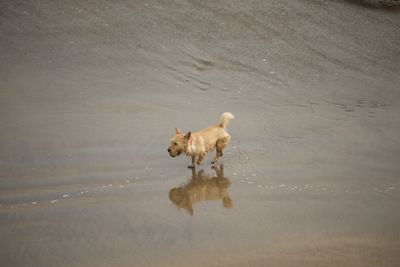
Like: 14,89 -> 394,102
1,0 -> 400,266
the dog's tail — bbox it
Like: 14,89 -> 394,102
219,112 -> 234,128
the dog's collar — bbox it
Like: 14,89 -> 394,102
189,136 -> 193,145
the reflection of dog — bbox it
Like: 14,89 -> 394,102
167,112 -> 234,168
169,165 -> 233,215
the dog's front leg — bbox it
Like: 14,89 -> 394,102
188,155 -> 196,169
196,152 -> 206,165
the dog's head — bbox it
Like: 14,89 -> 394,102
167,128 -> 191,158
169,187 -> 194,215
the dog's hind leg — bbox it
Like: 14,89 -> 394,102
211,138 -> 227,164
212,164 -> 224,177
212,136 -> 231,164
211,151 -> 222,164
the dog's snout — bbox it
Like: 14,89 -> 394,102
168,148 -> 171,152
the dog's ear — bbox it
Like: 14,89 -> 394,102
183,205 -> 194,216
184,131 -> 191,140
175,128 -> 182,134
222,196 -> 234,209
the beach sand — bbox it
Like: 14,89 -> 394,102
1,0 -> 400,266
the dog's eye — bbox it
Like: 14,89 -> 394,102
174,142 -> 179,145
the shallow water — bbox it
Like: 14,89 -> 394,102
1,0 -> 400,266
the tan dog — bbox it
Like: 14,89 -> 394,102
167,112 -> 234,168
169,165 -> 233,215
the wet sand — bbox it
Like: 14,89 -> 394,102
1,0 -> 400,266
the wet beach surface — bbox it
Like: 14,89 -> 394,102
1,0 -> 400,266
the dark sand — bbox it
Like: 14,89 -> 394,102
1,0 -> 400,266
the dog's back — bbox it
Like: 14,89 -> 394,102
195,112 -> 234,145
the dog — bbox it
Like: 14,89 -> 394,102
169,165 -> 233,215
167,112 -> 234,168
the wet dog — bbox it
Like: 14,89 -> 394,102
169,165 -> 233,215
167,112 -> 234,168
